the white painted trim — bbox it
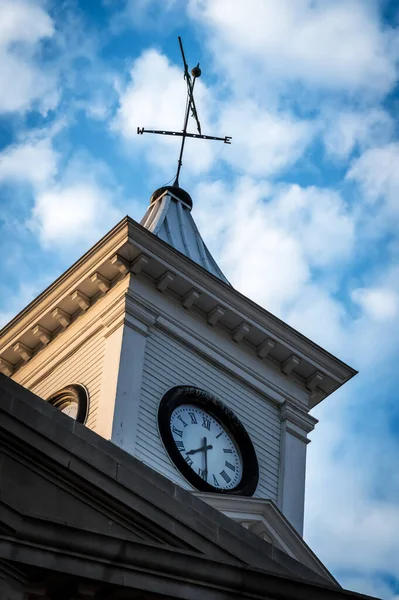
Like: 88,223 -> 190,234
111,320 -> 148,455
96,323 -> 124,440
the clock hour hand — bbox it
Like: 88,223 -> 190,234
186,443 -> 213,455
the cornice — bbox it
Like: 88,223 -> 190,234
280,402 -> 318,435
127,221 -> 356,368
1,217 -> 130,341
13,278 -> 130,388
124,219 -> 357,404
0,214 -> 357,409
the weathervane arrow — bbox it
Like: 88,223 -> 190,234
137,36 -> 231,188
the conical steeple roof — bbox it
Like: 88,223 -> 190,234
141,186 -> 230,285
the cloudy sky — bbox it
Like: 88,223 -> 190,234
1,0 -> 399,597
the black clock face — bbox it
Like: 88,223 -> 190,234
158,386 -> 259,495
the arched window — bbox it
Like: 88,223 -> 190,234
48,384 -> 89,424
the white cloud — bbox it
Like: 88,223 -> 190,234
112,48 -> 316,180
218,101 -> 314,177
352,287 -> 399,322
267,184 -> 355,267
323,109 -> 394,160
29,182 -> 121,248
109,0 -> 182,31
113,49 -> 186,135
113,49 -> 215,177
195,177 -> 354,319
343,577 -> 399,600
194,178 -> 309,313
189,0 -> 399,95
306,395 -> 399,590
285,285 -> 347,351
0,278 -> 55,329
0,0 -> 58,114
0,138 -> 59,188
347,144 -> 399,224
0,0 -> 52,45
0,126 -> 124,250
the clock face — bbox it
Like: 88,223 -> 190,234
170,404 -> 242,490
158,386 -> 259,496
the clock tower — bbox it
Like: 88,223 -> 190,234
0,181 -> 356,583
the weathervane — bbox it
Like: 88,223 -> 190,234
137,36 -> 231,188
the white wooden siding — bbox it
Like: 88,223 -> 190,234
136,327 -> 281,501
30,330 -> 106,431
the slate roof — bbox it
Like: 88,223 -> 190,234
140,187 -> 230,285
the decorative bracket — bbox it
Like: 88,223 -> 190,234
306,371 -> 324,392
90,272 -> 111,293
71,290 -> 91,311
32,324 -> 52,345
0,357 -> 14,376
110,254 -> 130,275
182,288 -> 200,310
157,271 -> 175,293
52,307 -> 71,328
257,338 -> 276,359
13,342 -> 32,362
232,322 -> 251,343
281,354 -> 301,375
207,305 -> 225,326
131,254 -> 150,275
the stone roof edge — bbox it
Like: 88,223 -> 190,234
0,374 -> 334,587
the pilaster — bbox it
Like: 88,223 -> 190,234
277,402 -> 318,535
109,293 -> 156,455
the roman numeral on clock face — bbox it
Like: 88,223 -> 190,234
175,440 -> 185,452
177,415 -> 188,427
172,426 -> 183,438
212,475 -> 220,487
223,448 -> 233,453
225,461 -> 236,471
184,455 -> 193,467
198,468 -> 206,479
220,470 -> 231,484
202,417 -> 211,430
188,412 -> 197,424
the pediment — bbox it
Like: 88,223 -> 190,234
195,493 -> 335,583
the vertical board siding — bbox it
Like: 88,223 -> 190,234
137,328 -> 280,501
30,330 -> 106,431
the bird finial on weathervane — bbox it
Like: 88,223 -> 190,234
137,36 -> 231,188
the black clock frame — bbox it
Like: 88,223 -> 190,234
158,386 -> 259,496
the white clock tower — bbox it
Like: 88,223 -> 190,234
0,182 -> 356,582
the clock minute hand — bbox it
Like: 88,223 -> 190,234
203,436 -> 208,482
186,444 -> 213,456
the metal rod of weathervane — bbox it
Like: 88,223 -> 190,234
137,36 -> 231,188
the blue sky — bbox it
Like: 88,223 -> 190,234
1,1 -> 399,597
